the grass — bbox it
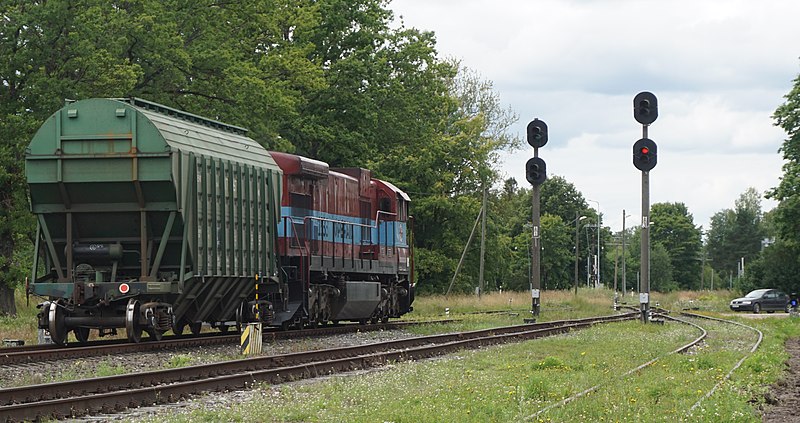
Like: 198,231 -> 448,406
143,318 -> 766,422
3,287 -> 798,421
139,288 -> 799,422
0,288 -> 40,344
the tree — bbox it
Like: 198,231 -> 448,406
625,235 -> 676,292
769,71 -> 800,247
0,0 -> 523,303
650,202 -> 702,290
749,67 -> 800,294
0,0 -> 146,315
381,62 -> 521,294
706,188 -> 765,278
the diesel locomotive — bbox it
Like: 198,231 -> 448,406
25,98 -> 414,345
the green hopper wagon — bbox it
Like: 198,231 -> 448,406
26,98 -> 287,345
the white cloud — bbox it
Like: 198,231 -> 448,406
391,0 -> 799,231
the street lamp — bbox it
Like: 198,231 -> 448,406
572,213 -> 587,295
588,199 -> 601,288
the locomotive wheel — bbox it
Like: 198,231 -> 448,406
48,301 -> 68,346
190,322 -> 203,336
125,299 -> 143,343
73,327 -> 90,344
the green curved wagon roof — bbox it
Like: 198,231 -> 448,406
27,97 -> 278,171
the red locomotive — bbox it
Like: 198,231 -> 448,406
270,152 -> 414,327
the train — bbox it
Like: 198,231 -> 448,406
25,98 -> 415,345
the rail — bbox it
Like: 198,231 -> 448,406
0,314 -> 634,421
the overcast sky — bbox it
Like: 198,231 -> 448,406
390,0 -> 799,233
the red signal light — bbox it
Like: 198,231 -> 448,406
641,147 -> 649,154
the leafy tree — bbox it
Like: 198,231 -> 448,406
624,235 -> 676,292
769,72 -> 800,247
650,202 -> 702,290
706,188 -> 765,278
748,68 -> 800,294
384,61 -> 520,294
650,242 -> 677,292
0,0 -> 144,315
0,0 -> 524,305
742,239 -> 800,294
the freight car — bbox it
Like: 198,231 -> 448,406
25,98 -> 414,345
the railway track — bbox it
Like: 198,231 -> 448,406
0,313 -> 636,422
0,320 -> 449,366
525,310 -> 763,421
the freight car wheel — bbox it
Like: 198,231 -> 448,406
73,327 -> 90,344
146,328 -> 164,341
125,299 -> 143,343
171,320 -> 186,337
235,302 -> 246,333
190,322 -> 203,336
48,301 -> 68,346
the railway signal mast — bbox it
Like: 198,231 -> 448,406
632,92 -> 658,323
526,118 -> 548,319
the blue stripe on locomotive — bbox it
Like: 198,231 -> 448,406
278,206 -> 409,248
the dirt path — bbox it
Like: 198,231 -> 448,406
762,337 -> 800,422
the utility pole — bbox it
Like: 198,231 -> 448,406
622,210 -> 628,298
573,212 -> 584,296
478,185 -> 487,298
589,200 -> 601,288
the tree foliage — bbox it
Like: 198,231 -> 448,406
0,0 -> 524,309
769,72 -> 800,246
706,188 -> 765,278
650,202 -> 702,290
747,68 -> 800,294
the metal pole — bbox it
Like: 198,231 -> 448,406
589,200 -> 601,288
622,210 -> 627,296
613,249 -> 618,304
531,181 -> 541,316
700,249 -> 705,290
530,144 -> 543,317
478,185 -> 487,298
640,125 -> 650,323
574,211 -> 580,296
